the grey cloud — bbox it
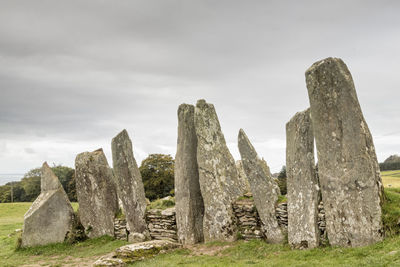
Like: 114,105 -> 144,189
0,0 -> 399,181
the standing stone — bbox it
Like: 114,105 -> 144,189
22,162 -> 74,247
235,160 -> 251,194
286,109 -> 320,249
238,129 -> 284,243
306,57 -> 383,247
112,129 -> 148,242
175,104 -> 204,245
259,158 -> 281,196
75,148 -> 119,238
194,99 -> 242,242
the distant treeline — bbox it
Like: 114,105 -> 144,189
0,154 -> 175,203
379,162 -> 400,172
0,165 -> 76,203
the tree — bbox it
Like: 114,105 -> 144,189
139,154 -> 174,201
0,164 -> 77,203
277,165 -> 287,195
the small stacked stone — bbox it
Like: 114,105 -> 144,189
114,218 -> 128,241
317,201 -> 327,243
146,208 -> 178,242
275,203 -> 288,229
233,197 -> 263,240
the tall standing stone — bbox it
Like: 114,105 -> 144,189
112,129 -> 148,242
238,129 -> 284,243
194,99 -> 242,242
75,148 -> 119,238
306,57 -> 383,247
175,104 -> 204,245
22,162 -> 74,247
286,109 -> 320,249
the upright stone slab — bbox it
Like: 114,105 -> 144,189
22,162 -> 74,247
75,148 -> 119,238
175,104 -> 204,245
286,109 -> 320,249
194,99 -> 242,242
306,57 -> 383,247
235,160 -> 251,194
238,129 -> 284,243
112,129 -> 148,241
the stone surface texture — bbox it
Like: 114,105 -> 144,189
112,129 -> 148,240
238,129 -> 284,243
306,57 -> 383,247
75,149 -> 119,238
235,160 -> 251,194
22,162 -> 74,247
194,99 -> 242,242
286,109 -> 320,249
174,104 -> 204,245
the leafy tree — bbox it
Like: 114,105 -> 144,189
139,154 -> 174,201
0,164 -> 77,203
277,165 -> 287,195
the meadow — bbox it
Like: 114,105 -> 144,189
0,171 -> 399,266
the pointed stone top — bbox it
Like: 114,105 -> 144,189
41,162 -> 62,192
238,129 -> 257,159
94,148 -> 104,153
112,129 -> 130,143
305,57 -> 344,74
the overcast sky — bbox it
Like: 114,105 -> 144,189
1,0 -> 400,184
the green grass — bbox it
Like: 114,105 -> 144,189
382,170 -> 400,188
0,202 -> 127,266
130,237 -> 400,266
146,197 -> 175,210
2,188 -> 400,266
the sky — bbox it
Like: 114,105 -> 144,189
1,0 -> 400,185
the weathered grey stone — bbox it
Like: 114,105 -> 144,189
112,129 -> 148,241
286,109 -> 320,249
115,240 -> 181,263
259,158 -> 281,196
194,99 -> 241,242
238,129 -> 284,243
174,104 -> 204,245
75,148 -> 119,238
306,57 -> 383,247
235,160 -> 251,194
22,162 -> 74,247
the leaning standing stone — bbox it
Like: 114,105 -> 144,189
286,109 -> 320,249
306,57 -> 383,247
21,162 -> 74,247
235,160 -> 251,194
175,104 -> 204,245
112,129 -> 148,242
195,99 -> 242,242
238,129 -> 284,243
75,148 -> 119,238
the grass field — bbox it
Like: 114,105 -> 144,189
0,171 -> 399,266
382,170 -> 400,188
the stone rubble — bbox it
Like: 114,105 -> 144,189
146,208 -> 178,242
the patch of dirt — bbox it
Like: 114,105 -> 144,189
185,243 -> 233,256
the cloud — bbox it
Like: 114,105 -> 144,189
0,1 -> 400,183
